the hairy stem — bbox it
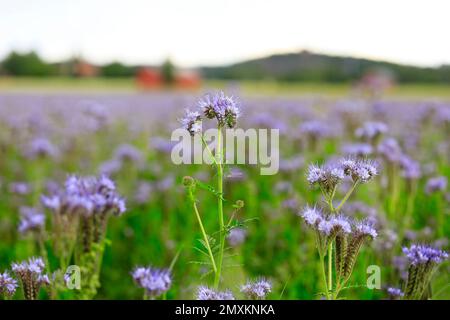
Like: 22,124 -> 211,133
214,127 -> 225,289
335,181 -> 359,212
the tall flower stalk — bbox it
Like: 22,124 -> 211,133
181,92 -> 241,289
301,158 -> 378,299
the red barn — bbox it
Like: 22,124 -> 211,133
136,68 -> 163,89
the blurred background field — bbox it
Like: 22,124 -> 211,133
1,78 -> 450,99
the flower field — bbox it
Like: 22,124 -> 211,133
0,91 -> 448,300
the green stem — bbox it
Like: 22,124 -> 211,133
214,127 -> 225,289
335,181 -> 359,212
327,243 -> 333,297
190,194 -> 217,274
320,254 -> 329,300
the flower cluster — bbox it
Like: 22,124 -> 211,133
402,244 -> 448,300
180,109 -> 202,136
402,244 -> 448,266
18,206 -> 45,234
240,278 -> 272,300
196,286 -> 235,300
43,175 -> 126,218
355,121 -> 388,141
0,271 -> 18,298
425,176 -> 447,194
11,257 -> 50,300
179,92 -> 240,135
307,158 -> 378,195
132,266 -> 172,298
199,92 -> 240,128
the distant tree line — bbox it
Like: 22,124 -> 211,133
1,50 -> 450,83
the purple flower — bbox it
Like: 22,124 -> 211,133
342,143 -> 373,157
425,176 -> 447,194
43,175 -> 126,217
355,121 -> 388,140
377,138 -> 403,163
341,158 -> 378,183
25,137 -> 59,159
299,206 -> 324,227
9,182 -> 31,195
114,144 -> 143,164
354,221 -> 378,238
387,287 -> 404,299
329,215 -> 352,234
132,266 -> 172,297
196,286 -> 235,300
399,155 -> 421,180
18,206 -> 45,234
227,227 -> 247,247
180,109 -> 202,135
198,92 -> 240,128
11,257 -> 49,300
0,272 -> 18,297
299,120 -> 330,138
241,278 -> 272,300
402,244 -> 448,265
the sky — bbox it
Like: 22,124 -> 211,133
1,0 -> 450,68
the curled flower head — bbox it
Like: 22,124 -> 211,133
18,206 -> 45,234
240,278 -> 272,300
402,244 -> 448,266
198,92 -> 240,128
425,176 -> 447,194
11,257 -> 49,300
341,158 -> 378,183
299,206 -> 324,227
354,221 -> 378,239
180,109 -> 202,136
0,272 -> 18,297
306,163 -> 345,193
132,266 -> 172,297
196,286 -> 235,300
329,215 -> 352,234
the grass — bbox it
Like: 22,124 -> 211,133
1,77 -> 450,98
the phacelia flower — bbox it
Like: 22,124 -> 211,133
0,272 -> 18,298
227,227 -> 247,247
402,244 -> 448,300
425,176 -> 447,194
355,121 -> 388,141
196,286 -> 235,300
180,109 -> 202,135
306,163 -> 345,193
341,158 -> 378,183
11,257 -> 50,300
342,143 -> 373,157
114,144 -> 143,164
132,266 -> 172,298
402,244 -> 448,266
18,206 -> 45,234
387,287 -> 404,299
198,92 -> 240,128
240,278 -> 272,300
299,206 -> 324,227
353,221 -> 378,239
24,137 -> 59,159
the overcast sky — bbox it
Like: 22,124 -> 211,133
1,0 -> 449,67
